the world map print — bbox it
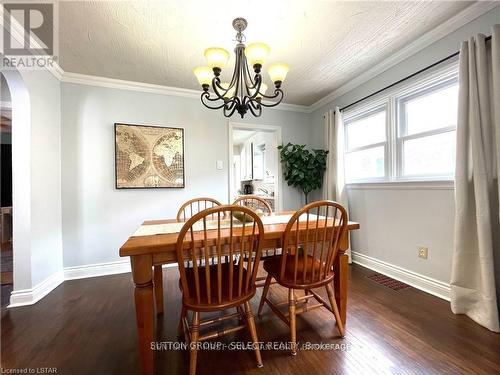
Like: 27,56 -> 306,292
115,124 -> 184,188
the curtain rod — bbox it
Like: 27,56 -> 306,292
339,35 -> 492,113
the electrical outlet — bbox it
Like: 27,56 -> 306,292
418,246 -> 428,259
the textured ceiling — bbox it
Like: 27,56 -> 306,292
58,1 -> 474,106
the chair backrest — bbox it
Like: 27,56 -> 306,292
176,205 -> 265,307
176,197 -> 223,222
233,195 -> 272,215
279,200 -> 348,287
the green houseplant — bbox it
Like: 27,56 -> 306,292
277,143 -> 329,204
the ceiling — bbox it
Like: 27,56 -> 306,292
58,1 -> 474,106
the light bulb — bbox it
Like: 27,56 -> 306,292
193,66 -> 212,86
245,42 -> 270,67
268,63 -> 289,84
204,47 -> 230,69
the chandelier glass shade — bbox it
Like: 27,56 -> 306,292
193,17 -> 289,118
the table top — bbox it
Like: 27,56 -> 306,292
120,211 -> 360,257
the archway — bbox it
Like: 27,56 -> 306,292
1,68 -> 33,305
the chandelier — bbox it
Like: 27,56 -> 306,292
193,18 -> 289,118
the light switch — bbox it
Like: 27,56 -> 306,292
216,160 -> 223,170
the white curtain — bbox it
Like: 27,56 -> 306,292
451,25 -> 500,332
323,108 -> 350,258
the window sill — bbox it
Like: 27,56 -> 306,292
346,180 -> 454,190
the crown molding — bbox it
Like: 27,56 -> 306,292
61,71 -> 202,98
60,70 -> 309,113
308,1 -> 500,113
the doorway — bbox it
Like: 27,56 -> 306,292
1,73 -> 13,308
228,122 -> 282,212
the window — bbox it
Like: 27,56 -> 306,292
344,106 -> 387,182
343,63 -> 458,183
397,80 -> 458,179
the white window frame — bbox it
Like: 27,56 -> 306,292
343,101 -> 390,183
396,76 -> 458,181
342,61 -> 459,186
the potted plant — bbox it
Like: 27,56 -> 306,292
277,143 -> 329,204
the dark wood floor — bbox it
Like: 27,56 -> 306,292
1,264 -> 499,374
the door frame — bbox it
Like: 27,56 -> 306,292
228,122 -> 283,212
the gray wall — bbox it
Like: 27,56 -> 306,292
4,67 -> 63,290
309,7 -> 500,285
61,83 -> 310,267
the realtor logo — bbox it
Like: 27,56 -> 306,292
2,3 -> 54,55
1,2 -> 58,69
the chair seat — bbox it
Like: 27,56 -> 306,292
263,253 -> 334,288
180,262 -> 255,310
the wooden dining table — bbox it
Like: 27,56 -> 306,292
120,211 -> 360,375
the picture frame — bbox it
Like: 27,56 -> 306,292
114,123 -> 185,189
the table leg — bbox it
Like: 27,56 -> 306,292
131,255 -> 154,375
154,265 -> 164,315
334,253 -> 348,326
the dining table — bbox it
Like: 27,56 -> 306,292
119,211 -> 360,375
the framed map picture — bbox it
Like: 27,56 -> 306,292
114,123 -> 185,189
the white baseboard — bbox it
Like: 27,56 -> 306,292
9,271 -> 64,308
8,261 -> 178,308
351,251 -> 451,301
64,260 -> 132,280
63,260 -> 177,280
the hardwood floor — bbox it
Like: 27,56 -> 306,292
1,264 -> 499,374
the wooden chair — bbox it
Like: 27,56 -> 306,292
257,200 -> 348,355
233,195 -> 272,215
176,205 -> 265,375
233,195 -> 277,285
154,198 -> 224,315
177,197 -> 224,221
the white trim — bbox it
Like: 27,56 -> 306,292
8,271 -> 64,308
308,1 -> 499,113
63,260 -> 132,280
228,122 -> 283,212
346,180 -> 454,190
47,61 -> 64,81
61,71 -> 309,113
63,260 -> 177,281
7,261 -> 178,308
351,251 -> 451,301
62,72 -> 202,99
